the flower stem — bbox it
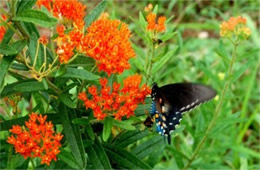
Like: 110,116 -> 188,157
145,43 -> 155,84
30,158 -> 35,170
183,42 -> 238,170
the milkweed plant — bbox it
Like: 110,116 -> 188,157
0,0 -> 258,169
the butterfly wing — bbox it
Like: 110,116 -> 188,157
151,83 -> 216,144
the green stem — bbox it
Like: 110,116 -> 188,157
33,41 -> 40,68
183,42 -> 239,170
30,158 -> 35,170
0,7 -> 10,18
46,78 -> 62,94
145,43 -> 155,84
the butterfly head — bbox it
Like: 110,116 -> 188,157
151,83 -> 159,101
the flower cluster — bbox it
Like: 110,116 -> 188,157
7,113 -> 63,165
55,24 -> 84,63
220,16 -> 251,39
0,15 -> 7,42
82,18 -> 136,75
146,12 -> 166,32
78,75 -> 151,120
37,0 -> 86,29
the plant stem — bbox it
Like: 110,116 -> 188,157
183,42 -> 239,170
46,78 -> 62,94
145,43 -> 155,84
30,158 -> 35,170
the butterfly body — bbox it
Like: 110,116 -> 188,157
148,83 -> 216,144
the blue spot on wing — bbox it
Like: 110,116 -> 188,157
150,101 -> 156,116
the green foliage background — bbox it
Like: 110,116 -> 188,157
0,0 -> 259,169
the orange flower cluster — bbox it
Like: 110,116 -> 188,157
0,15 -> 7,42
146,12 -> 166,32
55,25 -> 84,63
39,35 -> 48,45
220,16 -> 251,39
7,113 -> 63,166
37,0 -> 86,29
78,75 -> 151,120
82,18 -> 136,75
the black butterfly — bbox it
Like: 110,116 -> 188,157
144,83 -> 216,144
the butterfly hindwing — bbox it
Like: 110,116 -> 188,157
150,83 -> 216,144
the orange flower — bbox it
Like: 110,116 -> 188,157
37,0 -> 86,29
0,15 -> 7,42
78,75 -> 151,120
82,18 -> 136,75
146,12 -> 166,32
220,16 -> 251,39
7,113 -> 63,166
39,35 -> 48,45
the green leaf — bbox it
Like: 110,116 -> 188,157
152,46 -> 178,74
131,135 -> 164,160
84,0 -> 107,28
13,80 -> 46,92
59,94 -> 76,109
160,31 -> 177,42
86,124 -> 95,140
231,57 -> 255,83
59,105 -> 86,168
1,28 -> 14,44
0,114 -> 61,131
113,130 -> 150,147
67,55 -> 95,67
104,143 -> 151,169
102,117 -> 112,142
72,118 -> 90,126
16,0 -> 36,14
0,56 -> 15,93
0,44 -> 18,55
13,9 -> 57,27
61,67 -> 100,80
58,148 -> 80,169
139,11 -> 146,27
112,119 -> 135,130
22,22 -> 40,38
11,40 -> 27,53
86,138 -> 111,169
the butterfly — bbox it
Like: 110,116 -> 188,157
144,83 -> 216,144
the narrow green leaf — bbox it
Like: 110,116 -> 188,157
0,114 -> 61,131
160,30 -> 177,42
60,67 -> 100,80
0,56 -> 15,93
16,0 -> 36,14
132,135 -> 164,159
84,0 -> 107,28
72,118 -> 89,126
104,143 -> 151,169
0,44 -> 18,55
67,55 -> 95,67
231,57 -> 255,83
11,40 -> 27,53
22,22 -> 40,38
1,28 -> 14,44
112,119 -> 135,130
86,124 -> 95,140
102,117 -> 112,142
59,105 -> 86,168
152,46 -> 178,74
86,138 -> 112,169
139,11 -> 146,27
58,149 -> 80,169
13,80 -> 46,92
13,9 -> 57,27
59,94 -> 76,109
113,130 -> 150,147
